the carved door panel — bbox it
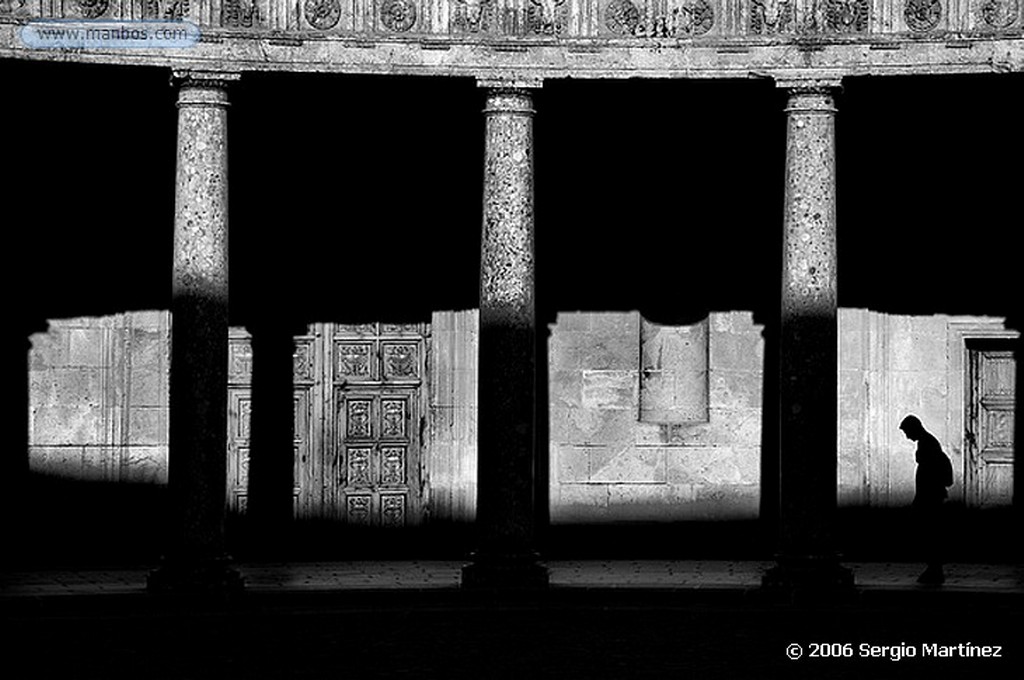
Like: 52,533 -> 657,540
967,343 -> 1016,507
227,388 -> 252,514
328,323 -> 425,527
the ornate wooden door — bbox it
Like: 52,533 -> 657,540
325,323 -> 426,526
966,341 -> 1016,507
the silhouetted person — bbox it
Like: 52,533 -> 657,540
899,415 -> 953,585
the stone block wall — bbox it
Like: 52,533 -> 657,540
28,312 -> 170,485
427,310 -> 479,523
549,311 -> 764,523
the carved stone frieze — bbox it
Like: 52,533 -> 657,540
823,0 -> 868,32
605,0 -> 714,37
454,0 -> 498,32
749,0 -> 794,35
380,0 -> 418,32
529,0 -> 568,35
904,0 -> 942,31
141,0 -> 160,18
980,0 -> 1019,28
222,0 -> 259,27
0,0 -> 29,14
164,0 -> 190,19
305,0 -> 342,30
76,0 -> 109,18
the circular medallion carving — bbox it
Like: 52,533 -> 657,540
380,0 -> 417,32
304,0 -> 341,30
981,0 -> 1019,28
77,0 -> 109,18
904,0 -> 942,31
605,0 -> 640,35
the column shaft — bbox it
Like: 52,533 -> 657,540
246,324 -> 296,556
765,86 -> 852,592
150,72 -> 241,592
463,87 -> 547,588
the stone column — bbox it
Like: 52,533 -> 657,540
763,81 -> 853,592
2,321 -> 43,568
245,322 -> 297,558
462,82 -> 548,589
149,71 -> 242,593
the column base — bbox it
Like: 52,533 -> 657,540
761,555 -> 855,600
461,553 -> 549,589
147,556 -> 245,595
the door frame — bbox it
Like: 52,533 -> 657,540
947,318 -> 1018,507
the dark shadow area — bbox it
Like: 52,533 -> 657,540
18,474 -> 168,568
836,505 -> 1018,563
837,73 -> 1024,317
228,71 -> 484,329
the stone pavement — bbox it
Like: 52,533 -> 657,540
3,560 -> 1021,597
3,561 -> 1021,680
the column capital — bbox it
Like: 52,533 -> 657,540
171,70 -> 242,101
477,76 -> 544,91
774,74 -> 844,94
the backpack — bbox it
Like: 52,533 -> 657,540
940,452 -> 953,488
